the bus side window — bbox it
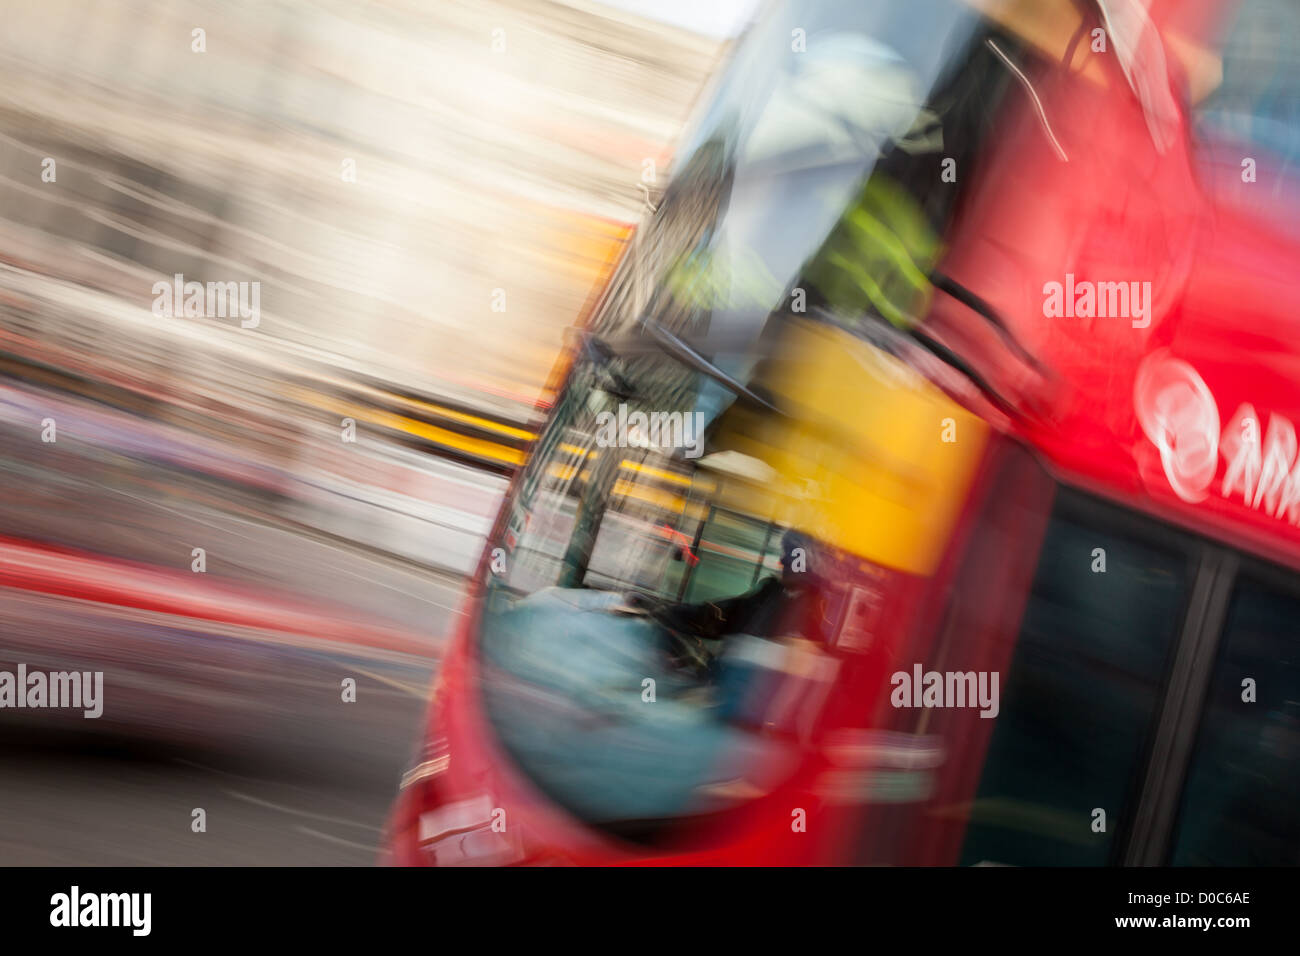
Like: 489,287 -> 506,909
957,495 -> 1193,866
1169,575 -> 1300,865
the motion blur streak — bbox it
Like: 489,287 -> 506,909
0,0 -> 718,863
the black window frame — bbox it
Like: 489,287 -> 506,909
956,479 -> 1206,866
1155,549 -> 1300,865
1036,483 -> 1300,865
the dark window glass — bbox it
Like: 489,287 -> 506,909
959,498 -> 1191,865
1170,575 -> 1300,865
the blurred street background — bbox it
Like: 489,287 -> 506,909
0,0 -> 739,864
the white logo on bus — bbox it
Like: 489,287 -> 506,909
1136,351 -> 1300,523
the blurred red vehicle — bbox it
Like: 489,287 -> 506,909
386,0 -> 1300,865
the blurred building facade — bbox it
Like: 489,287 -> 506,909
0,0 -> 721,408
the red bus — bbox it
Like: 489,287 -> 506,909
385,0 -> 1300,865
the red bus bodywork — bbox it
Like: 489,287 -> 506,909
386,0 -> 1300,866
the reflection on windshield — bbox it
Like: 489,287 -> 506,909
481,300 -> 989,838
596,0 -> 990,359
481,523 -> 835,832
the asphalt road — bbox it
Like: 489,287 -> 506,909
0,418 -> 474,865
0,669 -> 430,866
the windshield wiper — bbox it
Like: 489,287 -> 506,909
638,318 -> 783,415
904,325 -> 1022,421
805,304 -> 1023,423
929,269 -> 1046,372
